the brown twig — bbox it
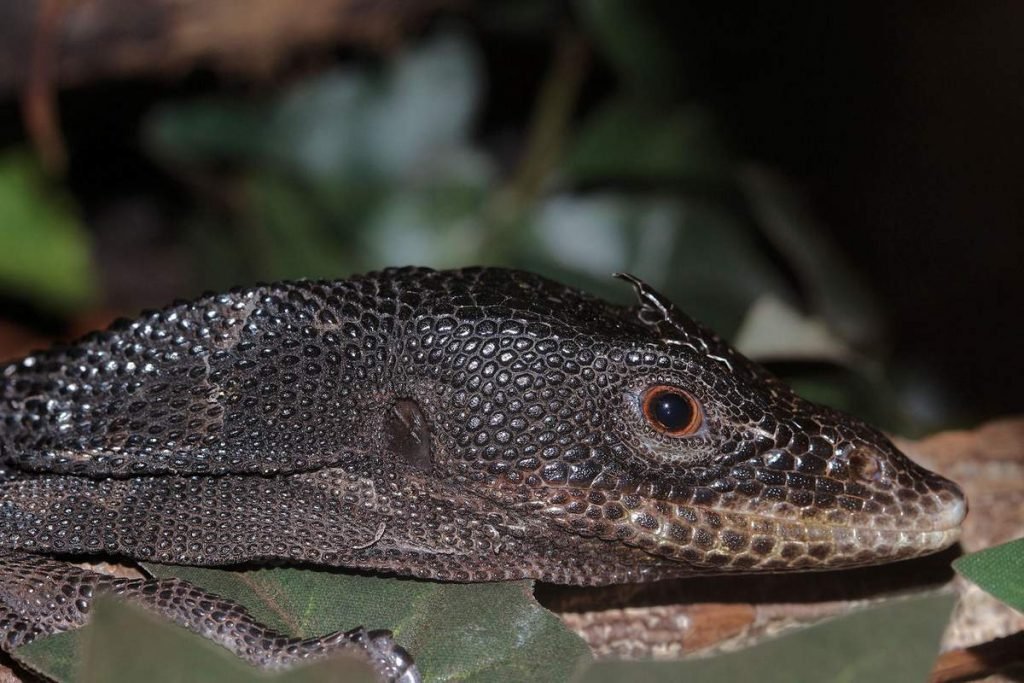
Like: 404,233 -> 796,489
22,0 -> 67,174
487,29 -> 589,227
930,631 -> 1024,683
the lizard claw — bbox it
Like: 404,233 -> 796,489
366,629 -> 421,683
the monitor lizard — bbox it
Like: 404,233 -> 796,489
0,267 -> 967,682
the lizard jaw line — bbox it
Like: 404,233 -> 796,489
630,501 -> 965,568
686,493 -> 967,536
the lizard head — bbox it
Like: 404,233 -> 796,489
421,269 -> 967,577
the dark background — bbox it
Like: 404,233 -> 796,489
0,1 -> 1021,431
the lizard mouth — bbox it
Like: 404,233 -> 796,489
526,446 -> 967,573
615,464 -> 967,572
620,490 -> 965,572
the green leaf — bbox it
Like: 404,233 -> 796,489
574,592 -> 955,683
954,538 -> 1024,613
0,151 -> 99,312
140,565 -> 591,682
17,598 -> 376,683
15,564 -> 592,682
14,629 -> 78,682
564,100 -> 732,184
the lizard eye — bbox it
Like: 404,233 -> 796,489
642,385 -> 702,436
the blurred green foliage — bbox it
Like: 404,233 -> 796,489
564,100 -> 731,183
147,31 -> 493,288
139,24 -> 908,430
0,152 -> 98,313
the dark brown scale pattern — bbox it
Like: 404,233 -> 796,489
0,267 -> 965,680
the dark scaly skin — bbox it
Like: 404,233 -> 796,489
0,267 -> 966,679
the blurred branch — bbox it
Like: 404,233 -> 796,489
22,0 -> 66,174
0,0 -> 462,93
499,30 -> 589,212
931,632 -> 1024,683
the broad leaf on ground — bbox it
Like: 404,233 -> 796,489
954,538 -> 1024,613
15,565 -> 592,683
17,597 -> 376,683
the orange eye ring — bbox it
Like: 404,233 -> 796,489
641,385 -> 702,436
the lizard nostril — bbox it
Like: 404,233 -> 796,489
847,449 -> 884,484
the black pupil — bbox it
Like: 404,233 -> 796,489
652,391 -> 693,431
